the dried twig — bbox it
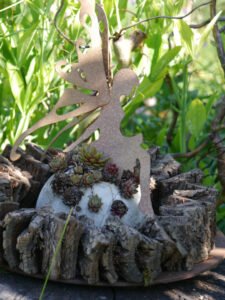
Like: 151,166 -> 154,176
219,24 -> 225,33
189,16 -> 225,29
112,1 -> 212,39
54,0 -> 75,46
172,134 -> 225,161
172,139 -> 210,159
189,19 -> 211,29
210,0 -> 225,74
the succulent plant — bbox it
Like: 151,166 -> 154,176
121,169 -> 135,181
91,170 -> 103,181
69,147 -> 81,164
82,173 -> 96,186
88,194 -> 103,213
74,165 -> 84,174
119,178 -> 139,199
111,200 -> 128,218
78,145 -> 109,169
103,163 -> 119,183
63,186 -> 84,207
119,167 -> 139,199
76,205 -> 82,212
49,153 -> 67,172
82,170 -> 102,186
70,174 -> 83,186
51,172 -> 72,195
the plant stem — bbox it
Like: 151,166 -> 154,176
180,63 -> 189,153
0,0 -> 24,13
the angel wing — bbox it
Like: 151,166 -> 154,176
10,0 -> 111,161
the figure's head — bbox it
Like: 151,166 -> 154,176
112,69 -> 139,98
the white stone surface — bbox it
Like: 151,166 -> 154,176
36,175 -> 144,227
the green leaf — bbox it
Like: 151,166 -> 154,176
0,39 -> 17,65
156,127 -> 167,146
123,77 -> 163,123
177,20 -> 194,56
218,219 -> 225,234
23,81 -> 33,111
25,57 -> 36,84
6,62 -> 25,113
146,33 -> 162,64
17,24 -> 38,65
14,113 -> 31,141
205,94 -> 219,116
0,54 -> 6,74
165,0 -> 184,16
104,0 -> 114,18
197,11 -> 222,53
150,46 -> 181,81
118,0 -> 128,21
186,99 -> 206,137
217,205 -> 225,222
136,47 -> 154,76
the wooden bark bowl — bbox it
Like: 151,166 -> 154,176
0,231 -> 224,287
0,145 -> 222,286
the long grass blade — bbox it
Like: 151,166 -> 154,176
0,0 -> 24,13
39,208 -> 73,300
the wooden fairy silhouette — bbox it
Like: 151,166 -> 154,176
65,68 -> 152,215
10,0 -> 110,161
10,0 -> 153,216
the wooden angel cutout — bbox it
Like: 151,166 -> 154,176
10,0 -> 153,216
10,0 -> 110,161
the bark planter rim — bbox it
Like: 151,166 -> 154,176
0,230 -> 224,287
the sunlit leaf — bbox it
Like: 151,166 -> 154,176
17,24 -> 38,65
150,46 -> 181,81
197,11 -> 222,53
118,0 -> 128,21
156,127 -> 167,146
186,98 -> 206,137
6,62 -> 25,113
123,77 -> 163,123
146,33 -> 162,63
165,0 -> 184,15
176,20 -> 194,56
25,57 -> 36,84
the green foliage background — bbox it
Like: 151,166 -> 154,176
1,0 -> 225,228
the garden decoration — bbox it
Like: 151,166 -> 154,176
10,0 -> 152,216
0,0 -> 225,288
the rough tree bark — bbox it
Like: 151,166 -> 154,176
0,202 -> 19,262
3,209 -> 36,268
2,145 -> 51,208
60,213 -> 83,280
78,216 -> 109,284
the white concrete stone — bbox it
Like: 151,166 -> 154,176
36,174 -> 144,227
